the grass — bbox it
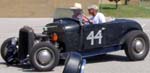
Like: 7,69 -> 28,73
99,4 -> 150,18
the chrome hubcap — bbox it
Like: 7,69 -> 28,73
37,50 -> 51,65
133,38 -> 145,54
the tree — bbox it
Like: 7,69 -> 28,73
109,0 -> 120,9
125,0 -> 130,5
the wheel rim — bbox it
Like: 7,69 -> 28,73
132,37 -> 146,55
80,59 -> 86,73
37,49 -> 52,65
34,47 -> 55,68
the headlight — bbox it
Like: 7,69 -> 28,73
43,27 -> 48,31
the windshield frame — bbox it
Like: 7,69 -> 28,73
53,8 -> 83,19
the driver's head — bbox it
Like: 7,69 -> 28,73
88,5 -> 99,16
70,3 -> 83,18
72,9 -> 82,16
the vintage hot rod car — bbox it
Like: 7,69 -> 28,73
1,8 -> 149,71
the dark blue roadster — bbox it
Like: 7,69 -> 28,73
1,8 -> 149,71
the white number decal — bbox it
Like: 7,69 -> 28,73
87,31 -> 95,45
95,30 -> 102,44
86,30 -> 102,45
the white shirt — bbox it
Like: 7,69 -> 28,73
90,12 -> 106,24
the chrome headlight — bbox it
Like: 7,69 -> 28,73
43,27 -> 48,31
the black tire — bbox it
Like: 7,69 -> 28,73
1,37 -> 18,64
29,42 -> 60,71
63,52 -> 83,73
124,30 -> 149,61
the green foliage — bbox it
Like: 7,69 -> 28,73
100,4 -> 150,18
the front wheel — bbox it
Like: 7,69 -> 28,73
29,42 -> 60,71
63,52 -> 86,73
124,30 -> 149,61
1,37 -> 18,64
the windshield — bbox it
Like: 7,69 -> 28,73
53,8 -> 83,20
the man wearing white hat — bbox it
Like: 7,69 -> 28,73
88,5 -> 106,24
70,3 -> 89,24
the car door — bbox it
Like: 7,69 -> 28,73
83,24 -> 105,50
82,22 -> 124,50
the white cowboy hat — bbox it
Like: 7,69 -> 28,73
70,3 -> 82,9
88,5 -> 99,10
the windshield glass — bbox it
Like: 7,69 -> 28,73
53,8 -> 83,20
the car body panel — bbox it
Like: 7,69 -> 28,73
46,18 -> 81,51
45,18 -> 143,53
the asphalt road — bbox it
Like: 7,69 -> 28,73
0,18 -> 150,73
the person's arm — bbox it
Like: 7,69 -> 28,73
82,15 -> 89,22
82,15 -> 94,24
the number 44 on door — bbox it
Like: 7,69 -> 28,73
86,29 -> 103,45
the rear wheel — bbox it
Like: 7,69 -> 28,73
1,37 -> 18,64
124,30 -> 149,61
29,42 -> 60,71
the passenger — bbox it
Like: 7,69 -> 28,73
88,5 -> 106,24
70,3 -> 89,24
